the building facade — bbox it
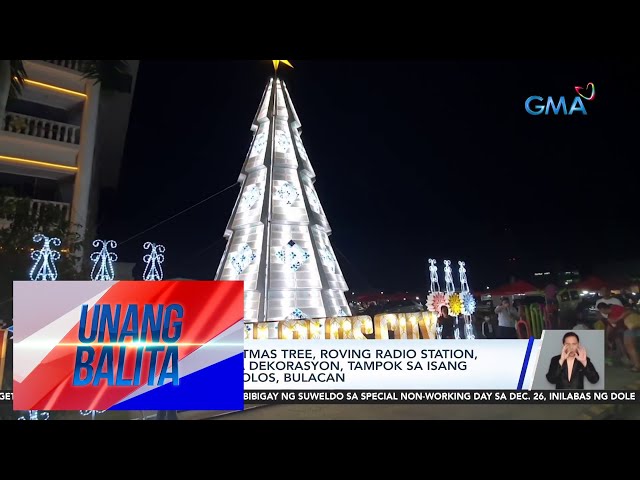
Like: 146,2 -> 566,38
0,60 -> 139,245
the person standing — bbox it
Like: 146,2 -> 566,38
495,297 -> 518,339
596,287 -> 626,366
437,306 -> 456,339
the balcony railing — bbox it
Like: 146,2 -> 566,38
1,112 -> 80,145
0,197 -> 71,230
42,60 -> 85,73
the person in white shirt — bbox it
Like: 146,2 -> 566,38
494,297 -> 519,339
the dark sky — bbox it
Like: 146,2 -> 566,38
98,59 -> 639,292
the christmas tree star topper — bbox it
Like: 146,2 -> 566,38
272,60 -> 293,72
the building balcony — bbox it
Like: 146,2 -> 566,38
42,60 -> 85,74
2,112 -> 80,145
0,112 -> 79,181
21,61 -> 87,111
0,197 -> 71,230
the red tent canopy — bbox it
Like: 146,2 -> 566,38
573,276 -> 606,292
490,280 -> 540,296
356,293 -> 383,302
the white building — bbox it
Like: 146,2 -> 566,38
0,60 -> 139,243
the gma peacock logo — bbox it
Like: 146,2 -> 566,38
525,83 -> 595,115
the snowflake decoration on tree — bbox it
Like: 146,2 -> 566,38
448,293 -> 463,316
250,132 -> 267,157
320,246 -> 336,273
275,130 -> 292,152
294,134 -> 308,161
230,243 -> 256,275
461,291 -> 477,315
288,308 -> 308,320
304,186 -> 321,214
276,240 -> 310,272
241,184 -> 261,210
276,182 -> 299,206
427,292 -> 449,314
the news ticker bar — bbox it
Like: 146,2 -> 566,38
244,390 -> 640,405
2,390 -> 638,407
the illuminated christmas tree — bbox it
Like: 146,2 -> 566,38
215,63 -> 351,323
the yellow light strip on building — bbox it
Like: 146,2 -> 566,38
23,79 -> 87,98
0,155 -> 78,172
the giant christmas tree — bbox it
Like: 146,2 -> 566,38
215,65 -> 352,323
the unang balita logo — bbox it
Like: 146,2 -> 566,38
525,82 -> 595,115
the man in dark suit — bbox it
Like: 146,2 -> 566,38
546,332 -> 600,389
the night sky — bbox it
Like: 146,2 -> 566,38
98,59 -> 639,292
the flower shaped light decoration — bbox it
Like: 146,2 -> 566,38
448,293 -> 463,316
461,291 -> 477,315
427,291 -> 449,315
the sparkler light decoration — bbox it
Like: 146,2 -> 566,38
458,261 -> 470,293
29,234 -> 61,281
90,240 -> 117,281
142,242 -> 165,281
80,410 -> 106,420
18,410 -> 49,420
428,259 -> 440,293
443,260 -> 456,294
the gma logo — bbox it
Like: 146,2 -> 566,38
525,96 -> 587,115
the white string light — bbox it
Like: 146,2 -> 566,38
29,234 -> 61,281
90,240 -> 117,281
142,242 -> 165,281
458,261 -> 470,293
428,259 -> 440,293
443,260 -> 456,294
